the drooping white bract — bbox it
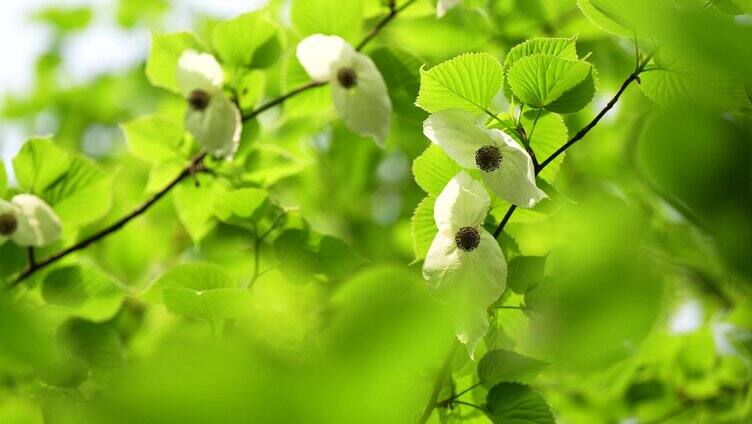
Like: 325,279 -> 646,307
424,109 -> 547,208
437,0 -> 461,17
177,50 -> 241,158
423,172 -> 507,358
296,34 -> 392,145
0,195 -> 61,247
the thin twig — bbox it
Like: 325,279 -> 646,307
9,0 -> 419,289
492,52 -> 656,238
418,340 -> 459,424
27,248 -> 36,268
438,382 -> 482,407
9,152 -> 208,287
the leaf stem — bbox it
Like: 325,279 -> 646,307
418,340 -> 459,424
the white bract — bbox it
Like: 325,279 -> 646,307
423,109 -> 547,208
423,172 -> 507,358
0,195 -> 61,247
296,34 -> 392,145
177,50 -> 241,158
437,0 -> 461,17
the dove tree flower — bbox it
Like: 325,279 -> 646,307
0,194 -> 61,248
423,109 -> 547,208
437,0 -> 461,17
177,50 -> 241,158
296,34 -> 392,145
423,172 -> 507,358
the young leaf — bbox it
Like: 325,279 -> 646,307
502,37 -> 579,101
412,145 -> 462,196
410,196 -> 437,261
213,187 -> 269,223
13,137 -> 71,194
640,51 -> 747,112
416,53 -> 504,113
577,0 -> 635,37
173,175 -> 226,244
507,55 -> 593,112
273,229 -> 366,283
486,382 -> 555,424
121,114 -> 186,164
58,319 -> 124,375
518,110 -> 568,181
41,265 -> 125,322
145,262 -> 237,302
478,350 -> 548,387
212,10 -> 279,67
43,155 -> 114,228
291,0 -> 362,43
146,32 -> 205,93
162,287 -> 253,321
508,256 -> 547,294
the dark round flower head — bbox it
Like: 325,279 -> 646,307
337,67 -> 358,89
0,212 -> 18,236
188,89 -> 211,111
454,226 -> 480,252
475,145 -> 502,172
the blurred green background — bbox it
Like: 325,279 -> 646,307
0,0 -> 750,423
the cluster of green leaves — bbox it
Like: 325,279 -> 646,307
0,0 -> 751,423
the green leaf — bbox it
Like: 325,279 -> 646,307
121,114 -> 186,163
502,37 -> 578,102
58,319 -> 123,375
412,145 -> 462,196
577,0 -> 634,37
235,70 -> 266,111
242,145 -> 307,187
508,55 -> 593,112
508,256 -> 547,294
640,51 -> 747,112
33,6 -> 92,33
43,155 -> 114,228
0,161 -> 7,198
291,0 -> 362,43
172,175 -> 226,243
145,262 -> 237,302
478,350 -> 548,387
213,187 -> 269,223
416,53 -> 504,113
273,229 -> 366,283
146,32 -> 205,92
41,265 -> 125,322
411,196 -> 438,261
486,382 -> 555,424
13,137 -> 71,194
162,287 -> 253,322
212,10 -> 279,67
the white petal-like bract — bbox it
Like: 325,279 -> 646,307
185,94 -> 242,158
331,53 -> 392,145
483,129 -> 547,208
423,109 -> 490,169
176,50 -> 224,97
11,194 -> 62,247
296,34 -> 354,83
423,172 -> 507,358
433,172 -> 489,232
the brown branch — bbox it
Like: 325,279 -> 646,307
493,53 -> 655,239
242,0 -> 418,122
8,0 -> 419,289
9,153 -> 207,288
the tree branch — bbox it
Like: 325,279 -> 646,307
9,152 -> 207,288
493,53 -> 655,238
418,340 -> 459,424
242,0 -> 418,122
8,0 -> 418,289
